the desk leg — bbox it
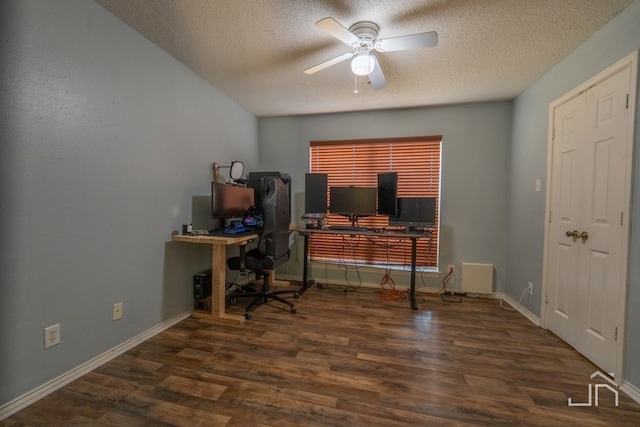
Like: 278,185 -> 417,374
192,244 -> 245,323
296,233 -> 313,297
210,245 -> 227,318
410,237 -> 418,310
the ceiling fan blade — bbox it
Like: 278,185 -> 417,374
316,17 -> 359,45
304,52 -> 355,74
376,31 -> 438,52
368,55 -> 387,90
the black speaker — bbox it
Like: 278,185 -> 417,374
304,173 -> 328,214
377,172 -> 398,216
193,269 -> 212,300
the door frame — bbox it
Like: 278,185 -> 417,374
541,50 -> 638,383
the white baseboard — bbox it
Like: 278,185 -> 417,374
497,292 -> 541,326
497,294 -> 640,406
621,379 -> 640,404
0,310 -> 191,421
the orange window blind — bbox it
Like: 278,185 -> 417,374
309,136 -> 441,268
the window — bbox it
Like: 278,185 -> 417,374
309,136 -> 441,269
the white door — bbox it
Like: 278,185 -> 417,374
546,92 -> 586,346
545,55 -> 635,375
574,67 -> 631,370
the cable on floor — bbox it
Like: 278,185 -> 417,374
500,287 -> 528,311
377,245 -> 406,301
378,273 -> 407,300
418,266 -> 452,296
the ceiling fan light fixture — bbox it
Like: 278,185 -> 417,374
351,52 -> 375,76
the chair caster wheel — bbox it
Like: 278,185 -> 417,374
290,306 -> 297,314
228,297 -> 237,306
293,292 -> 300,299
245,311 -> 253,320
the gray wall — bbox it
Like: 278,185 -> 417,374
508,0 -> 640,388
259,102 -> 512,290
0,0 -> 258,406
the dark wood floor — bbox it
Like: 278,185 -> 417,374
3,284 -> 640,426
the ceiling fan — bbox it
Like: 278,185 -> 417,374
304,17 -> 438,90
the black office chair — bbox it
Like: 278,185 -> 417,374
226,177 -> 297,319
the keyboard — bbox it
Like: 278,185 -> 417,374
328,226 -> 369,231
224,226 -> 246,234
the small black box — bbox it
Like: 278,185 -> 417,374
193,269 -> 212,300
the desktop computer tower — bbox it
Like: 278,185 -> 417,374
193,269 -> 212,300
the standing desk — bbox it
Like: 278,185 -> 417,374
172,232 -> 259,323
292,227 -> 430,310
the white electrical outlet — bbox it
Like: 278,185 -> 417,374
527,282 -> 534,295
44,324 -> 60,349
112,302 -> 123,321
448,264 -> 455,273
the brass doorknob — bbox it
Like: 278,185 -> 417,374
580,231 -> 589,241
566,230 -> 580,239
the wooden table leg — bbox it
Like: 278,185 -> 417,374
210,244 -> 226,318
192,243 -> 245,323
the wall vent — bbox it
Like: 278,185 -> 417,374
461,263 -> 494,294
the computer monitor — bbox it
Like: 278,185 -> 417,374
211,182 -> 255,219
329,186 -> 377,226
389,197 -> 437,229
377,172 -> 398,216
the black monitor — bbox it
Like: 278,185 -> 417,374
377,172 -> 398,216
389,197 -> 437,229
211,182 -> 255,219
329,186 -> 377,226
305,173 -> 328,214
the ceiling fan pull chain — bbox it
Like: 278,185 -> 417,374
354,75 -> 358,94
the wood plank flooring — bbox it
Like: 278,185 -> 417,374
3,285 -> 640,426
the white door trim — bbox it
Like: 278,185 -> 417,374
541,50 -> 638,383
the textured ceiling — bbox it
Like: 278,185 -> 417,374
95,0 -> 633,118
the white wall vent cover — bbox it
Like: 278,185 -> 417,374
461,263 -> 494,294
